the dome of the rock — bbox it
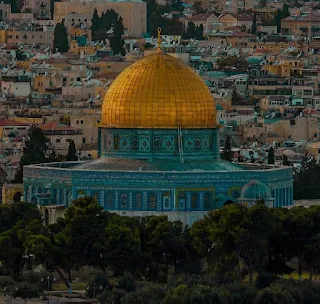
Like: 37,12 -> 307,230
101,52 -> 216,129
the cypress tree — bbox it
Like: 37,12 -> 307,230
222,136 -> 232,162
251,13 -> 257,34
268,147 -> 275,165
110,16 -> 125,55
53,19 -> 69,53
66,140 -> 78,161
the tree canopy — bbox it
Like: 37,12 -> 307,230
66,140 -> 78,161
2,198 -> 320,300
91,9 -> 125,55
13,126 -> 53,183
53,19 -> 69,53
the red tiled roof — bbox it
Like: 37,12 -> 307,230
230,32 -> 256,37
282,11 -> 320,22
303,108 -> 318,115
237,14 -> 261,22
186,13 -> 212,21
224,26 -> 242,31
0,119 -> 30,127
40,122 -> 78,131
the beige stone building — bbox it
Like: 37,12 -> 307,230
54,0 -> 147,37
40,122 -> 83,154
69,111 -> 101,148
6,27 -> 54,48
243,115 -> 320,143
22,0 -> 50,19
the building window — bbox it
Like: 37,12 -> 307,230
204,192 -> 211,210
82,138 -> 86,144
114,135 -> 119,150
120,193 -> 128,209
76,120 -> 79,124
191,192 -> 198,209
56,138 -> 60,143
178,193 -> 186,210
81,120 -> 83,124
135,192 -> 142,210
162,192 -> 171,210
105,191 -> 113,209
149,192 -> 156,209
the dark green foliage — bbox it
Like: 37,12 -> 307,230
86,271 -> 110,298
274,3 -> 290,33
255,272 -> 278,289
145,0 -> 183,36
91,9 -> 125,55
217,55 -> 248,72
252,13 -> 257,34
110,17 -> 125,55
222,136 -> 232,161
66,140 -> 78,161
231,88 -> 241,105
5,198 -> 320,302
13,126 -> 51,183
268,147 -> 275,164
12,282 -> 40,300
294,164 -> 320,199
117,273 -> 136,292
53,19 -> 69,53
183,21 -> 204,40
0,203 -> 44,277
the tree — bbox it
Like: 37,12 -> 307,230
66,140 -> 78,161
0,203 -> 43,277
222,136 -> 232,162
53,19 -> 69,53
275,9 -> 282,33
50,0 -> 60,19
282,3 -> 290,19
193,1 -> 205,14
252,13 -> 257,34
110,16 -> 125,55
14,126 -> 50,183
183,21 -> 204,40
236,205 -> 276,285
268,147 -> 275,165
231,88 -> 241,105
191,204 -> 248,284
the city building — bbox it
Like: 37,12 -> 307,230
54,0 -> 147,37
23,48 -> 293,225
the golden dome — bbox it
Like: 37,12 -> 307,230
101,52 -> 216,129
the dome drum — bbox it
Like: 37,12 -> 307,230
99,127 -> 220,159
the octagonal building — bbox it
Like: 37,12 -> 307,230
23,51 -> 293,225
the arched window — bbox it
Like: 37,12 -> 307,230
162,192 -> 171,210
204,192 -> 211,210
65,190 -> 71,206
105,192 -> 113,209
135,192 -> 142,210
191,193 -> 198,209
149,192 -> 156,210
120,193 -> 128,209
52,189 -> 58,203
37,187 -> 42,193
178,193 -> 186,211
